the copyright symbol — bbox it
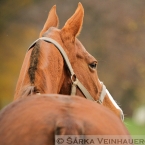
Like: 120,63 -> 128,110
56,138 -> 64,144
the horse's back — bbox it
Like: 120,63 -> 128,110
0,95 -> 129,145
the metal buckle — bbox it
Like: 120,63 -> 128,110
71,74 -> 78,85
71,74 -> 76,82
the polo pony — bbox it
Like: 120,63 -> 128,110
14,3 -> 123,120
0,95 -> 130,145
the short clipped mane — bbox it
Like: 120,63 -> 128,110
28,42 -> 40,84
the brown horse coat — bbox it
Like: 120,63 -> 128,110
0,95 -> 129,145
14,3 -> 125,120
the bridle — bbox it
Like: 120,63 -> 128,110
28,37 -> 107,104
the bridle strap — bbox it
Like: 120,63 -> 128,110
71,78 -> 95,101
96,82 -> 106,104
28,37 -> 105,103
28,37 -> 75,76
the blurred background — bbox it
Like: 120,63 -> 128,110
0,0 -> 145,134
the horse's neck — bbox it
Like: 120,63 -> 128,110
14,64 -> 30,100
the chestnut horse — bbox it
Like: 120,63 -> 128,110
14,3 -> 123,120
0,94 -> 130,145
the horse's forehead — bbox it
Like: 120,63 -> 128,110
76,39 -> 86,51
75,39 -> 95,60
42,29 -> 93,60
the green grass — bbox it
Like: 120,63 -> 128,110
124,118 -> 145,135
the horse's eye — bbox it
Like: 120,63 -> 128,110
89,62 -> 97,70
34,87 -> 40,94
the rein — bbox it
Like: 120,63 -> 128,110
28,37 -> 106,104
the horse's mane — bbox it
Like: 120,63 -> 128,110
28,42 -> 40,84
14,43 -> 41,99
20,86 -> 35,98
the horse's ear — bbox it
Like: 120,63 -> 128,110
39,5 -> 59,37
61,3 -> 84,42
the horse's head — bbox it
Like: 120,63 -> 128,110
14,3 -> 124,121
